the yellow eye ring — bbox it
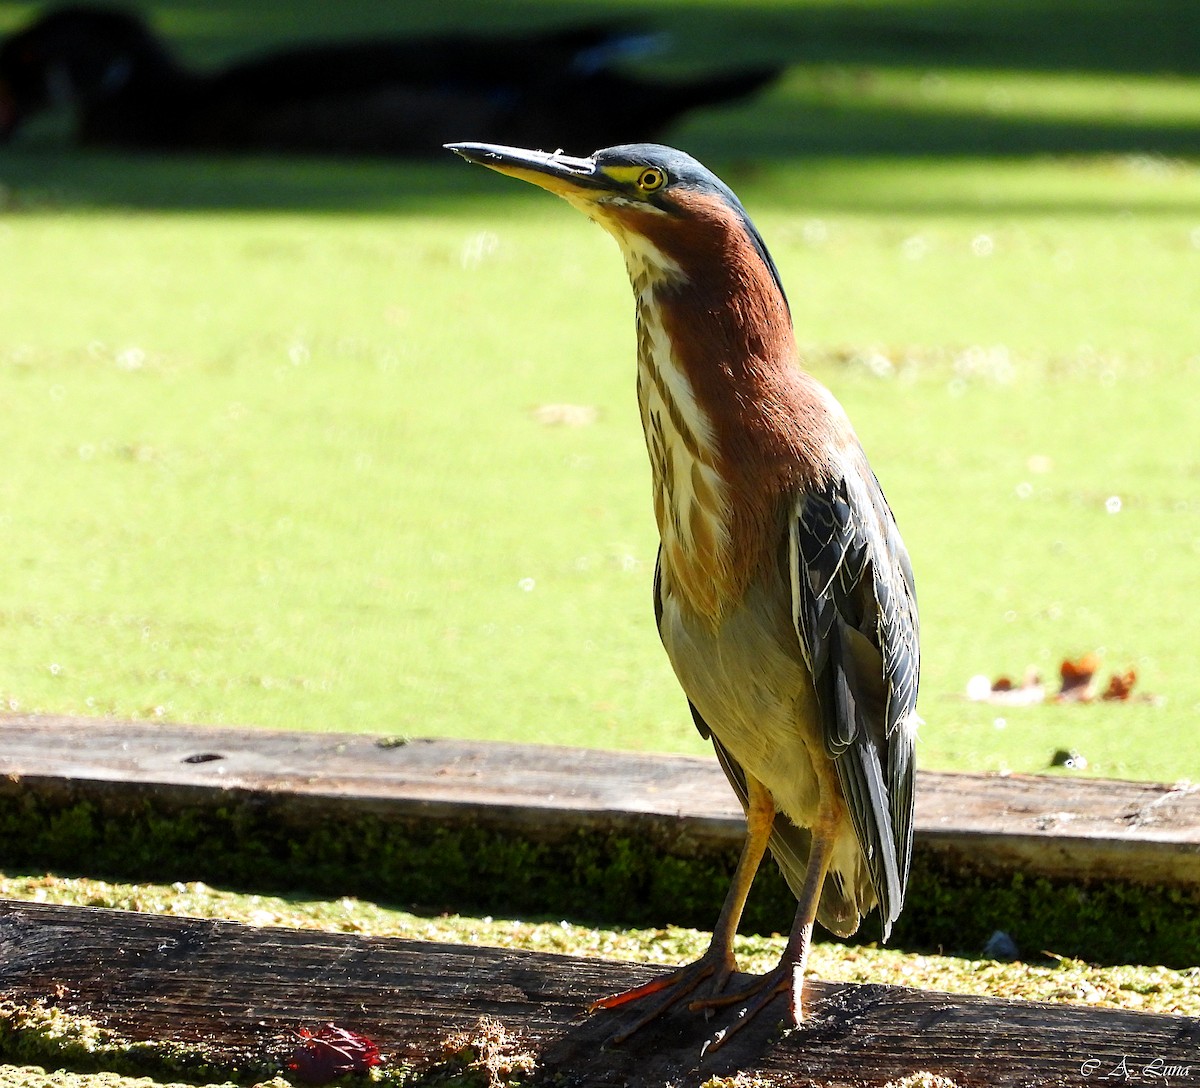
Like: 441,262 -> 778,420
637,167 -> 666,192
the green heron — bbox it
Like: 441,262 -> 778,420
448,142 -> 920,1048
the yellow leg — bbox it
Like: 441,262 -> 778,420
590,776 -> 776,1040
696,812 -> 836,1052
778,819 -> 833,1024
704,775 -> 777,977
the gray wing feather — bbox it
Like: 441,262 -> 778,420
790,457 -> 919,937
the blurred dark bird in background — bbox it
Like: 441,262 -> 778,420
0,6 -> 780,156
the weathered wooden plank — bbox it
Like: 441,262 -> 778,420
2,713 -> 1198,887
3,715 -> 1199,967
1,899 -> 1196,1088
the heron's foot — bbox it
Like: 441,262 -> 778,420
589,948 -> 737,1044
693,962 -> 804,1055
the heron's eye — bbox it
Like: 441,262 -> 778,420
637,167 -> 666,192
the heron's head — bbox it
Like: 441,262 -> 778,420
447,141 -> 787,312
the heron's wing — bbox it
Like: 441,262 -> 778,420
789,452 -> 919,937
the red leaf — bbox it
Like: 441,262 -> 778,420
287,1023 -> 382,1085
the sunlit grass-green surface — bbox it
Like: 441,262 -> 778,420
2,1 -> 1200,782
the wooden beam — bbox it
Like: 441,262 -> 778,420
2,714 -> 1198,887
3,714 -> 1199,967
0,902 -> 1195,1088
2,899 -> 1197,1088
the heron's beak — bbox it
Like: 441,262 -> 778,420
445,142 -> 605,203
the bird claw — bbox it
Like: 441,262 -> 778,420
592,955 -> 804,1055
690,963 -> 793,1012
590,951 -> 736,1044
693,965 -> 798,1054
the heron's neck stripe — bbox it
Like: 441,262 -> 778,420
636,308 -> 714,469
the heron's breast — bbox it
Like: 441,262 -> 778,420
658,567 -> 826,826
633,289 -> 734,623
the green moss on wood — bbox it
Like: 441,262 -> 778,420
0,1001 -> 546,1088
1,778 -> 1196,968
893,853 -> 1200,965
0,1001 -> 257,1085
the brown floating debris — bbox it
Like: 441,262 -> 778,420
966,653 -> 1151,707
